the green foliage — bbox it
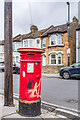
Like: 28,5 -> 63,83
64,65 -> 66,67
9,105 -> 11,107
54,112 -> 59,116
16,109 -> 19,113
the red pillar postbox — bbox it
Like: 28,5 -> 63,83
17,48 -> 44,117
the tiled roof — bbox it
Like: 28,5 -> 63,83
13,34 -> 22,42
41,24 -> 68,37
21,25 -> 54,40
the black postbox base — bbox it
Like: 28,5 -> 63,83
19,99 -> 41,117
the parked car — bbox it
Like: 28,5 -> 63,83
59,62 -> 80,79
13,62 -> 20,74
0,62 -> 4,72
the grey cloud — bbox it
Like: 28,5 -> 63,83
0,1 -> 78,39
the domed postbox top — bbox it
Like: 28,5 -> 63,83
17,48 -> 45,53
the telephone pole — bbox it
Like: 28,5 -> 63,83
4,0 -> 14,106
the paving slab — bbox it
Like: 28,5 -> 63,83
0,94 -> 60,119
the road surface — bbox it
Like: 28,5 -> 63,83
0,72 -> 79,110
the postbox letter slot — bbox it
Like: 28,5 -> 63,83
27,54 -> 34,57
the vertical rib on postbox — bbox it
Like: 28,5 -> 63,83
17,48 -> 44,117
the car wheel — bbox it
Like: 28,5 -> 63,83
62,72 -> 70,79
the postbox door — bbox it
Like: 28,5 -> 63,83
20,62 -> 41,101
26,62 -> 41,101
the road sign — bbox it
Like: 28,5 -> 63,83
65,42 -> 69,48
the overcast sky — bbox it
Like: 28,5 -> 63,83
0,0 -> 79,40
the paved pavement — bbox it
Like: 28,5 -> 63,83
0,94 -> 67,119
42,73 -> 60,78
0,72 -> 80,119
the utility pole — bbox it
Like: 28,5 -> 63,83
78,2 -> 80,62
4,0 -> 14,106
66,2 -> 70,66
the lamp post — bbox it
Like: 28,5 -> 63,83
66,2 -> 70,66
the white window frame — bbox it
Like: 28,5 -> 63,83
58,53 -> 62,64
42,38 -> 46,48
23,39 -> 28,47
16,56 -> 19,62
42,55 -> 46,66
0,58 -> 2,62
13,56 -> 16,62
58,34 -> 62,45
23,39 -> 34,48
50,53 -> 56,65
13,55 -> 19,62
50,35 -> 56,46
0,46 -> 4,53
36,38 -> 41,48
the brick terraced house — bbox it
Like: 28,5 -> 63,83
0,17 -> 79,73
41,16 -> 78,73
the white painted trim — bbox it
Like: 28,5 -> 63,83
42,53 -> 46,56
48,44 -> 64,47
48,64 -> 64,66
13,55 -> 20,62
42,55 -> 46,66
0,51 -> 4,54
48,51 -> 63,55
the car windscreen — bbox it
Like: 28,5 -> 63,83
72,63 -> 80,68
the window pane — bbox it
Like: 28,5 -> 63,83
51,54 -> 55,58
58,59 -> 61,64
58,53 -> 62,64
51,54 -> 56,64
20,42 -> 22,47
42,55 -> 46,66
24,40 -> 28,47
51,60 -> 56,64
16,43 -> 19,49
37,39 -> 40,44
50,35 -> 56,45
58,34 -> 62,45
43,38 -> 46,48
0,58 -> 2,62
16,56 -> 19,62
29,40 -> 33,47
37,39 -> 40,48
13,44 -> 15,51
0,46 -> 3,53
13,57 -> 15,62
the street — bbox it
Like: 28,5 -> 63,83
0,72 -> 78,110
